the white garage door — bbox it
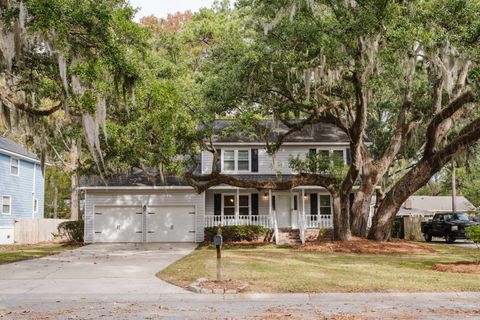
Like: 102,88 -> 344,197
94,206 -> 143,242
146,206 -> 195,242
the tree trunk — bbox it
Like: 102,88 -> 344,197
69,139 -> 80,221
70,171 -> 80,220
368,160 -> 444,241
332,193 -> 352,241
53,186 -> 58,219
350,178 -> 375,237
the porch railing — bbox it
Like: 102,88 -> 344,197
305,214 -> 333,228
204,215 -> 272,228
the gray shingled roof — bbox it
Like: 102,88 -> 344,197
393,195 -> 477,216
81,171 -> 301,187
0,136 -> 39,161
211,120 -> 351,143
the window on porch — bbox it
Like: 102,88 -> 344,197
319,195 -> 332,215
223,195 -> 235,215
239,195 -> 249,215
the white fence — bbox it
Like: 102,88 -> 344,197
14,218 -> 69,244
204,215 -> 272,228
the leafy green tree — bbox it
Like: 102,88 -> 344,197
184,0 -> 480,241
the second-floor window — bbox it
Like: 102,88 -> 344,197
10,158 -> 19,175
222,150 -> 250,172
312,149 -> 347,164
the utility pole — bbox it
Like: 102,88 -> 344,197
451,162 -> 456,213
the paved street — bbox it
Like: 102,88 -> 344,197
0,244 -> 479,319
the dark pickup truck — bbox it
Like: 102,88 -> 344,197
423,212 -> 479,243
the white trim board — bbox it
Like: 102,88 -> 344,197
81,186 -> 195,190
0,148 -> 40,164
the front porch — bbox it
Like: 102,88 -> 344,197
203,187 -> 333,243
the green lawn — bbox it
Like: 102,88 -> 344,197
158,243 -> 480,292
0,243 -> 76,265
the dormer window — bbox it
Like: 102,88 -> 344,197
222,149 -> 250,172
10,158 -> 19,176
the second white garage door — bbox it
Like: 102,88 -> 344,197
146,206 -> 196,242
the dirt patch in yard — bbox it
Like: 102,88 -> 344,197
299,237 -> 436,254
200,279 -> 247,290
433,261 -> 480,274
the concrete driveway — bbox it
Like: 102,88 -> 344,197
0,243 -> 197,295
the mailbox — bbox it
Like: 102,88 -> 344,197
213,234 -> 223,246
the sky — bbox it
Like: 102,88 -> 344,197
129,0 -> 217,21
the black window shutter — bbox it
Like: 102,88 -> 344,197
214,194 -> 221,215
194,153 -> 202,175
272,196 -> 276,211
251,149 -> 259,172
215,149 -> 221,172
310,193 -> 318,215
251,193 -> 259,215
346,148 -> 352,165
309,148 -> 317,172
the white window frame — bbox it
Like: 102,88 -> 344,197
221,149 -> 251,173
316,148 -> 347,164
222,193 -> 236,216
221,193 -> 251,216
10,157 -> 20,176
2,196 -> 12,215
34,198 -> 38,213
238,194 -> 251,216
318,193 -> 332,216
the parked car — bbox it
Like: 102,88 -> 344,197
423,212 -> 479,243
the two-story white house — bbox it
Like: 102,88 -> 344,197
81,120 -> 351,243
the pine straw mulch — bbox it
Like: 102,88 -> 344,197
298,237 -> 436,254
433,261 -> 480,274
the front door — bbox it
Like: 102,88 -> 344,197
276,195 -> 291,228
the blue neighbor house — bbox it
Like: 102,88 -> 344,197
0,136 -> 45,244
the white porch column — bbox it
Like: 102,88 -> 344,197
268,189 -> 272,217
301,189 -> 305,215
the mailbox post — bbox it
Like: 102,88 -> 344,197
213,227 -> 223,281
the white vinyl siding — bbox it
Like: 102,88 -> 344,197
2,196 -> 11,215
10,158 -> 19,175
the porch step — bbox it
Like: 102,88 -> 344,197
276,229 -> 301,245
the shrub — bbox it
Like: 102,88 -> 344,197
57,220 -> 84,243
466,225 -> 480,245
204,225 -> 267,242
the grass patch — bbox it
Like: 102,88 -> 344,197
158,242 -> 480,292
0,243 -> 77,265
